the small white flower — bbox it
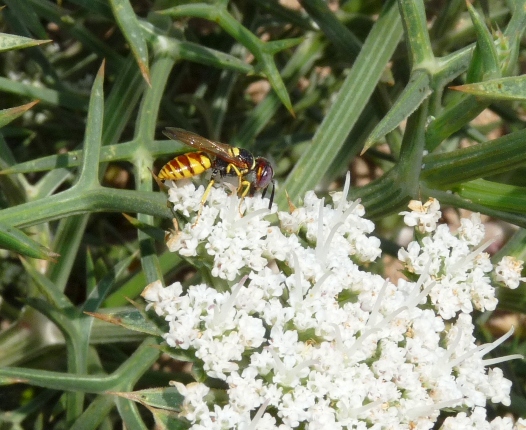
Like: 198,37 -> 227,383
171,381 -> 211,423
400,198 -> 441,233
490,416 -> 515,430
167,180 -> 206,218
237,312 -> 266,348
486,367 -> 512,406
141,280 -> 183,315
210,404 -> 243,428
458,212 -> 486,245
495,256 -> 526,289
226,370 -> 264,413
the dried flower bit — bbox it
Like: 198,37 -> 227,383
285,189 -> 296,213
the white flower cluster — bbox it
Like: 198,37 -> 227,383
143,178 -> 523,430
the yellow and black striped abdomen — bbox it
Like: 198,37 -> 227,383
158,151 -> 213,181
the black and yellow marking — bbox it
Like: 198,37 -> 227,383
158,151 -> 212,181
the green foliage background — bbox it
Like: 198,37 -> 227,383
0,0 -> 526,427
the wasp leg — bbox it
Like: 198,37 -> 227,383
149,168 -> 170,192
192,176 -> 216,227
223,164 -> 247,215
225,164 -> 245,193
236,179 -> 254,216
240,180 -> 251,198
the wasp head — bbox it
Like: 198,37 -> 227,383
254,157 -> 275,209
254,158 -> 273,189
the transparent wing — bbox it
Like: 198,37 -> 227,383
163,128 -> 236,161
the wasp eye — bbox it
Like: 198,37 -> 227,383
255,158 -> 273,188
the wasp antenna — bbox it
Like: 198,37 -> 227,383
268,181 -> 275,209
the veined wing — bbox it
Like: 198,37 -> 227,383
163,128 -> 237,161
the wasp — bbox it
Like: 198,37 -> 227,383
159,128 -> 275,216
